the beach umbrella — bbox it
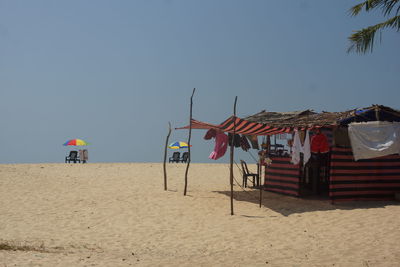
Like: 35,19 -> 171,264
63,139 -> 89,146
168,141 -> 191,149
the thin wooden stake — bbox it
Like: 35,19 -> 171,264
230,96 -> 237,215
184,88 -> 196,196
163,122 -> 172,191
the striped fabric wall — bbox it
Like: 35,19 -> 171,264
264,157 -> 300,197
330,147 -> 400,201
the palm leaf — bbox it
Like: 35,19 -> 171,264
350,0 -> 400,16
348,0 -> 400,53
348,15 -> 400,53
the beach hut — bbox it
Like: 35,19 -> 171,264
177,105 -> 400,202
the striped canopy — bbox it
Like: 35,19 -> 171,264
176,116 -> 297,136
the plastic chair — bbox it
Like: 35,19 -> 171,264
65,151 -> 80,163
180,152 -> 189,163
169,152 -> 181,163
240,160 -> 259,187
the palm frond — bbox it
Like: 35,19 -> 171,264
348,1 -> 400,53
350,0 -> 400,16
348,15 -> 400,53
381,0 -> 399,16
350,2 -> 368,16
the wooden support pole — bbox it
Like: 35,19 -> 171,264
184,88 -> 196,196
259,162 -> 263,208
163,122 -> 172,191
230,96 -> 237,215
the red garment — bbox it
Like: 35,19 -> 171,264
209,132 -> 229,160
311,132 -> 329,153
204,128 -> 216,140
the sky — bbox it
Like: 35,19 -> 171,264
0,0 -> 399,164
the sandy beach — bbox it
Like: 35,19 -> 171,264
0,163 -> 399,266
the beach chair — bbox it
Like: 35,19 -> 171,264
240,160 -> 259,188
65,151 -> 80,163
180,152 -> 189,163
169,152 -> 181,163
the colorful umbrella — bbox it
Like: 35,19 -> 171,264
168,141 -> 191,149
63,139 -> 89,146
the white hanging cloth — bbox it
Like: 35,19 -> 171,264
303,130 -> 311,164
348,121 -> 400,161
291,129 -> 302,164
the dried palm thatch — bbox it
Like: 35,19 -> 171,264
244,105 -> 400,128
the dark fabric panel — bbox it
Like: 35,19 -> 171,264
267,172 -> 300,178
331,180 -> 400,185
331,165 -> 400,170
331,175 -> 400,180
269,160 -> 298,166
266,179 -> 299,186
331,194 -> 394,201
330,187 -> 400,192
330,147 -> 400,201
331,158 -> 400,163
330,150 -> 355,156
268,165 -> 300,170
267,178 -> 299,185
333,127 -> 351,147
265,157 -> 300,197
269,158 -> 292,163
331,171 -> 400,176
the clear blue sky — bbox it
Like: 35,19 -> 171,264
1,0 -> 399,163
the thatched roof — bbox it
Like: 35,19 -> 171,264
244,105 -> 400,128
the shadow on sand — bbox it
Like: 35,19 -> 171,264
213,189 -> 399,216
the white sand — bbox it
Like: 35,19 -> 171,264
0,163 -> 399,266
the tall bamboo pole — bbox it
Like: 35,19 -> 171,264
230,96 -> 237,215
163,122 -> 172,191
184,88 -> 196,196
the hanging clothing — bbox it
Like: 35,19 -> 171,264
311,131 -> 329,153
246,135 -> 259,150
228,133 -> 241,147
291,130 -> 302,165
240,135 -> 251,151
204,128 -> 216,140
303,130 -> 311,164
209,132 -> 229,160
348,121 -> 400,161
